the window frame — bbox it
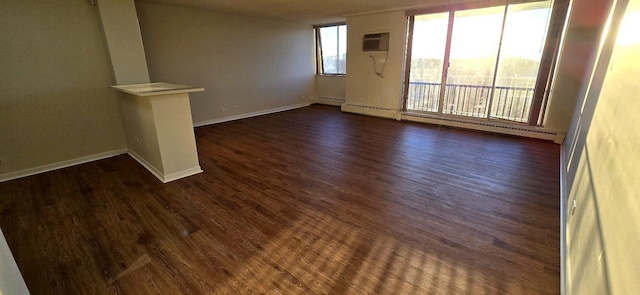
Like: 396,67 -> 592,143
314,22 -> 347,76
403,0 -> 569,126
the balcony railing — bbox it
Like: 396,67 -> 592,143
406,82 -> 535,123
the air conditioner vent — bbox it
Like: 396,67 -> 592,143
363,32 -> 389,52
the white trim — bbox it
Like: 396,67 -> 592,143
0,149 -> 127,183
126,150 -> 202,183
560,146 -> 568,295
193,103 -> 311,127
126,150 -> 165,182
341,103 -> 399,119
311,96 -> 346,106
162,166 -> 203,183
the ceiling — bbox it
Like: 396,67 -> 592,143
135,0 -> 453,25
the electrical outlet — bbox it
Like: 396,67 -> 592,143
234,106 -> 240,110
134,137 -> 140,143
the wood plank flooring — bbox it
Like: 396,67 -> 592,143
0,105 -> 560,294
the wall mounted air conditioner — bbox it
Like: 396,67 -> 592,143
362,32 -> 390,52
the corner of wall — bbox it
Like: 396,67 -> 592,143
555,133 -> 567,144
559,145 -> 569,295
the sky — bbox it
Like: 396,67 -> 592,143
412,2 -> 552,60
320,25 -> 347,58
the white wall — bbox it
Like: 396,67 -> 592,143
0,0 -> 126,180
97,0 -> 151,85
116,91 -> 202,182
544,0 -> 613,134
316,75 -> 346,100
345,11 -> 407,111
135,2 -> 316,126
563,0 -> 640,293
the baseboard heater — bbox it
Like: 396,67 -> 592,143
404,111 -> 557,135
341,103 -> 560,141
403,111 -> 562,142
314,96 -> 345,102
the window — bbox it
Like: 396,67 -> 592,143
404,0 -> 568,125
315,24 -> 347,75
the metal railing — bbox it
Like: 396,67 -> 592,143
406,82 -> 535,123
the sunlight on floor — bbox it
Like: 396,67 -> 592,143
211,208 -> 528,294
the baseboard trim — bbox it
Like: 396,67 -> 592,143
163,167 -> 203,183
559,147 -> 568,295
311,96 -> 345,106
126,151 -> 202,183
341,103 -> 399,119
193,102 -> 311,127
126,150 -> 164,182
0,149 -> 128,183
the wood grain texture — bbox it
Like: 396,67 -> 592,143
0,105 -> 560,294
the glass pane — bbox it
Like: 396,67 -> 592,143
445,6 -> 505,118
491,1 -> 552,122
407,12 -> 449,112
319,25 -> 346,74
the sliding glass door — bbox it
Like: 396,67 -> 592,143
492,2 -> 553,121
444,5 -> 504,119
405,1 -> 553,124
406,12 -> 449,113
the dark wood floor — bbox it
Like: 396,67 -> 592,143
0,105 -> 560,294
